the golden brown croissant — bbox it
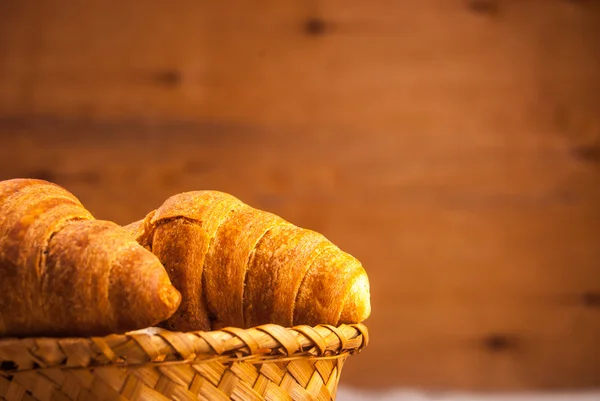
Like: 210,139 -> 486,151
124,190 -> 371,331
0,179 -> 181,337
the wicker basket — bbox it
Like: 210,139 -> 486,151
0,323 -> 368,401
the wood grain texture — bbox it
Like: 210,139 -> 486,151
0,0 -> 599,391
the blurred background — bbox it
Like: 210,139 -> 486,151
1,0 -> 599,398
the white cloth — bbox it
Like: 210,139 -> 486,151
336,387 -> 600,401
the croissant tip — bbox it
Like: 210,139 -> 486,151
339,272 -> 371,324
158,282 -> 182,313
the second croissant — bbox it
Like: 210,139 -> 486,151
125,191 -> 371,332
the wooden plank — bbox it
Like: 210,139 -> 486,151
0,0 -> 599,391
0,119 -> 598,390
1,1 -> 598,129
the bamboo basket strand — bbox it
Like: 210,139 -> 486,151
0,323 -> 368,401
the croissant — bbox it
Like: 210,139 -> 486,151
124,190 -> 371,331
0,179 -> 181,337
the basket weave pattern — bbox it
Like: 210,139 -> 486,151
0,323 -> 368,401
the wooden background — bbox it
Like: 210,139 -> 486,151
1,0 -> 599,391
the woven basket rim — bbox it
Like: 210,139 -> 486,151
0,323 -> 368,373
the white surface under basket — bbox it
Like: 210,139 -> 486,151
337,387 -> 600,401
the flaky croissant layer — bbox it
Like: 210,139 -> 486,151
0,179 -> 181,337
125,190 -> 371,331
